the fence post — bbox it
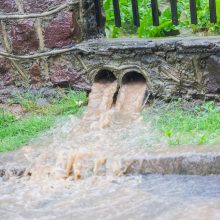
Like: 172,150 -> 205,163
170,0 -> 178,25
190,0 -> 197,24
209,0 -> 217,23
151,0 -> 160,26
94,0 -> 103,27
113,0 -> 121,27
131,0 -> 140,27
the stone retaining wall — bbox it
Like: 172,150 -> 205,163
64,37 -> 220,100
0,0 -> 104,90
1,1 -> 220,101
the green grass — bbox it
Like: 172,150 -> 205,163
2,89 -> 219,151
0,90 -> 87,152
143,100 -> 220,145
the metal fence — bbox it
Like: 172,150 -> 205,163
94,0 -> 217,28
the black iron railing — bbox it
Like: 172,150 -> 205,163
94,0 -> 217,28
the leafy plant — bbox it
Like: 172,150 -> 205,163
217,0 -> 220,22
104,0 -> 220,38
143,100 -> 220,145
0,109 -> 15,128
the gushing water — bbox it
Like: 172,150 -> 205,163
25,78 -> 148,180
87,81 -> 118,111
1,78 -> 220,220
116,82 -> 147,112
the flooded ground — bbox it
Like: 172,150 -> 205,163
20,77 -> 149,180
0,174 -> 220,220
1,77 -> 220,219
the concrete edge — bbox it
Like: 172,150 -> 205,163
0,152 -> 219,178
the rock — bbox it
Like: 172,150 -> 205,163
177,39 -> 215,53
0,169 -> 5,177
0,103 -> 24,116
50,63 -> 91,90
0,0 -> 17,13
0,59 -> 10,74
0,59 -> 14,87
23,0 -> 65,13
36,98 -> 48,107
10,20 -> 39,52
44,12 -> 80,49
1,73 -> 14,87
206,55 -> 220,93
83,0 -> 106,38
29,63 -> 43,89
39,87 -> 60,99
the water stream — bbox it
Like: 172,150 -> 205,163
0,78 -> 220,219
24,78 -> 148,180
1,175 -> 220,219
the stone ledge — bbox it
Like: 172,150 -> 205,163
133,152 -> 220,175
1,151 -> 220,179
80,36 -> 220,54
1,36 -> 220,99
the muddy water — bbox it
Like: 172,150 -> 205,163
1,175 -> 220,220
87,81 -> 118,111
116,82 -> 147,112
1,80 -> 220,219
24,80 -> 148,180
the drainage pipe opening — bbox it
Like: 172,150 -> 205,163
94,69 -> 116,83
122,71 -> 146,84
118,71 -> 148,111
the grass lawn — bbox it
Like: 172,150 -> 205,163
2,90 -> 220,152
143,100 -> 220,146
0,90 -> 87,152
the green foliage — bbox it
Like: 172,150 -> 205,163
143,101 -> 220,145
8,90 -> 87,116
0,90 -> 87,152
217,0 -> 220,26
104,0 -> 220,38
0,114 -> 55,152
0,110 -> 15,128
46,90 -> 87,116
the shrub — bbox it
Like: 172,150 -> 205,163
104,0 -> 220,38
